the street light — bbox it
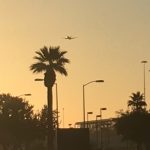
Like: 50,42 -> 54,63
87,111 -> 93,128
83,80 -> 104,128
68,123 -> 72,128
100,107 -> 107,150
18,93 -> 32,97
34,78 -> 44,81
141,60 -> 148,101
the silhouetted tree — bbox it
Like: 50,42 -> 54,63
0,93 -> 43,150
39,105 -> 58,131
115,92 -> 150,150
30,46 -> 69,150
128,91 -> 146,112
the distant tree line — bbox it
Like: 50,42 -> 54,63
0,93 -> 57,150
115,91 -> 150,150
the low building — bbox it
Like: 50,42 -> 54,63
57,128 -> 90,150
75,118 -> 136,150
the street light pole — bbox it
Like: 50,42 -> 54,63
83,80 -> 104,128
55,83 -> 59,129
141,60 -> 148,101
87,112 -> 93,128
55,83 -> 59,150
63,107 -> 64,128
100,107 -> 107,150
96,115 -> 101,149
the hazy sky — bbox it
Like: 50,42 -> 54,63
0,0 -> 150,127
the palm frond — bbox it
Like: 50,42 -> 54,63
57,57 -> 70,64
128,91 -> 146,112
49,46 -> 60,60
139,101 -> 147,106
33,56 -> 45,62
30,45 -> 69,77
50,46 -> 60,53
40,46 -> 49,60
30,63 -> 47,73
60,51 -> 67,57
128,100 -> 134,107
35,51 -> 45,60
53,64 -> 68,76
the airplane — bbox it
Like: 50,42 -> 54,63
64,36 -> 77,40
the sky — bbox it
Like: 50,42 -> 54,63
0,0 -> 150,127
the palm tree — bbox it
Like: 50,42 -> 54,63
128,91 -> 147,112
30,46 -> 70,150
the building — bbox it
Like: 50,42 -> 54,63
75,118 -> 136,150
57,128 -> 90,150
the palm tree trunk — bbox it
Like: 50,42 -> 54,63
47,86 -> 54,150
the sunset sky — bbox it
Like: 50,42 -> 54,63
0,0 -> 150,127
